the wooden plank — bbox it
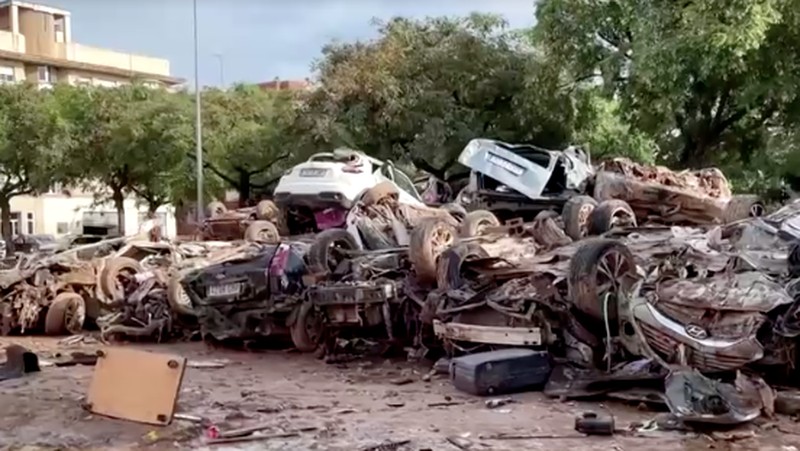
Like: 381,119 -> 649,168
86,347 -> 186,425
433,320 -> 542,346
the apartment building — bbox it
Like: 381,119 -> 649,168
0,1 -> 181,238
0,0 -> 183,88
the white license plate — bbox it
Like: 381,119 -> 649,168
300,168 -> 328,177
208,283 -> 242,297
486,153 -> 524,176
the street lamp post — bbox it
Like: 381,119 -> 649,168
193,0 -> 204,223
213,53 -> 224,87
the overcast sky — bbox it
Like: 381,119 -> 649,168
55,0 -> 535,87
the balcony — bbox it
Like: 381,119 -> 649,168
0,29 -> 25,53
62,43 -> 171,77
0,29 -> 179,84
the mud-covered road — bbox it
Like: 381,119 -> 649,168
0,337 -> 797,450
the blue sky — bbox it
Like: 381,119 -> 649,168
55,0 -> 536,87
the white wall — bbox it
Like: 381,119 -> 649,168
9,193 -> 177,238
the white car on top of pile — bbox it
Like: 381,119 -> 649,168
273,149 -> 425,233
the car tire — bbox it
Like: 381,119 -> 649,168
290,302 -> 323,353
99,257 -> 143,302
562,195 -> 598,240
1,303 -> 14,336
567,238 -> 637,322
441,203 -> 468,222
45,292 -> 86,336
244,220 -> 280,244
410,218 -> 458,285
723,194 -> 765,223
206,201 -> 227,218
256,200 -> 280,221
167,273 -> 195,316
307,229 -> 360,275
459,210 -> 500,237
587,199 -> 637,235
436,243 -> 489,291
362,181 -> 399,206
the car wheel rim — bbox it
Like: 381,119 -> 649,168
595,249 -> 635,302
431,227 -> 455,257
303,308 -> 322,343
64,298 -> 85,334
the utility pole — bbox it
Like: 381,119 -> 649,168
193,0 -> 204,223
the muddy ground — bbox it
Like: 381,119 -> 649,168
0,337 -> 799,451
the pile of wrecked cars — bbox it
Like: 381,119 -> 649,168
0,140 -> 791,429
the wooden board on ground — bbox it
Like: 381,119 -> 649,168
86,347 -> 186,426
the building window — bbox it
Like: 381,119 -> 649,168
37,66 -> 53,83
56,222 -> 69,234
9,212 -> 19,237
0,66 -> 14,84
26,212 -> 33,235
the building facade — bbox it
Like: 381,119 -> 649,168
0,1 -> 182,238
257,78 -> 311,91
0,0 -> 182,88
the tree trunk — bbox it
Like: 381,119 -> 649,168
679,136 -> 710,169
147,200 -> 160,215
238,170 -> 251,208
112,189 -> 126,236
0,194 -> 12,254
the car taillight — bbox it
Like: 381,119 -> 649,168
342,166 -> 362,173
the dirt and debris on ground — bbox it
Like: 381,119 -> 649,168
3,338 -> 799,450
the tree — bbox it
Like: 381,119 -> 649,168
117,89 -> 194,214
298,14 -> 579,182
57,84 -> 193,235
0,83 -> 68,242
201,85 -> 297,206
533,0 -> 800,172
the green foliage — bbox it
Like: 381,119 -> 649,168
0,83 -> 69,239
533,0 -> 800,178
56,84 -> 194,233
298,14 -> 579,180
201,84 -> 298,202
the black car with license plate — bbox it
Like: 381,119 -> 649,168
181,242 -> 308,342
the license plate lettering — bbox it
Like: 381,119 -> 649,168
486,153 -> 524,176
300,168 -> 328,177
208,283 -> 242,297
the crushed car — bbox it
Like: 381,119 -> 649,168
455,139 -> 765,242
273,149 -> 428,234
198,200 -> 282,243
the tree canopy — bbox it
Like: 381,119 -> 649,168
0,2 -> 798,241
533,0 -> 800,191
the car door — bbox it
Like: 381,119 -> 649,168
391,167 -> 424,204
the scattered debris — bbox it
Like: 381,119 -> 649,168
0,345 -> 40,381
484,398 -> 515,409
450,349 -> 551,396
574,412 -> 615,436
187,359 -> 229,369
360,439 -> 412,451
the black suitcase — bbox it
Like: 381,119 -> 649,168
450,349 -> 551,396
